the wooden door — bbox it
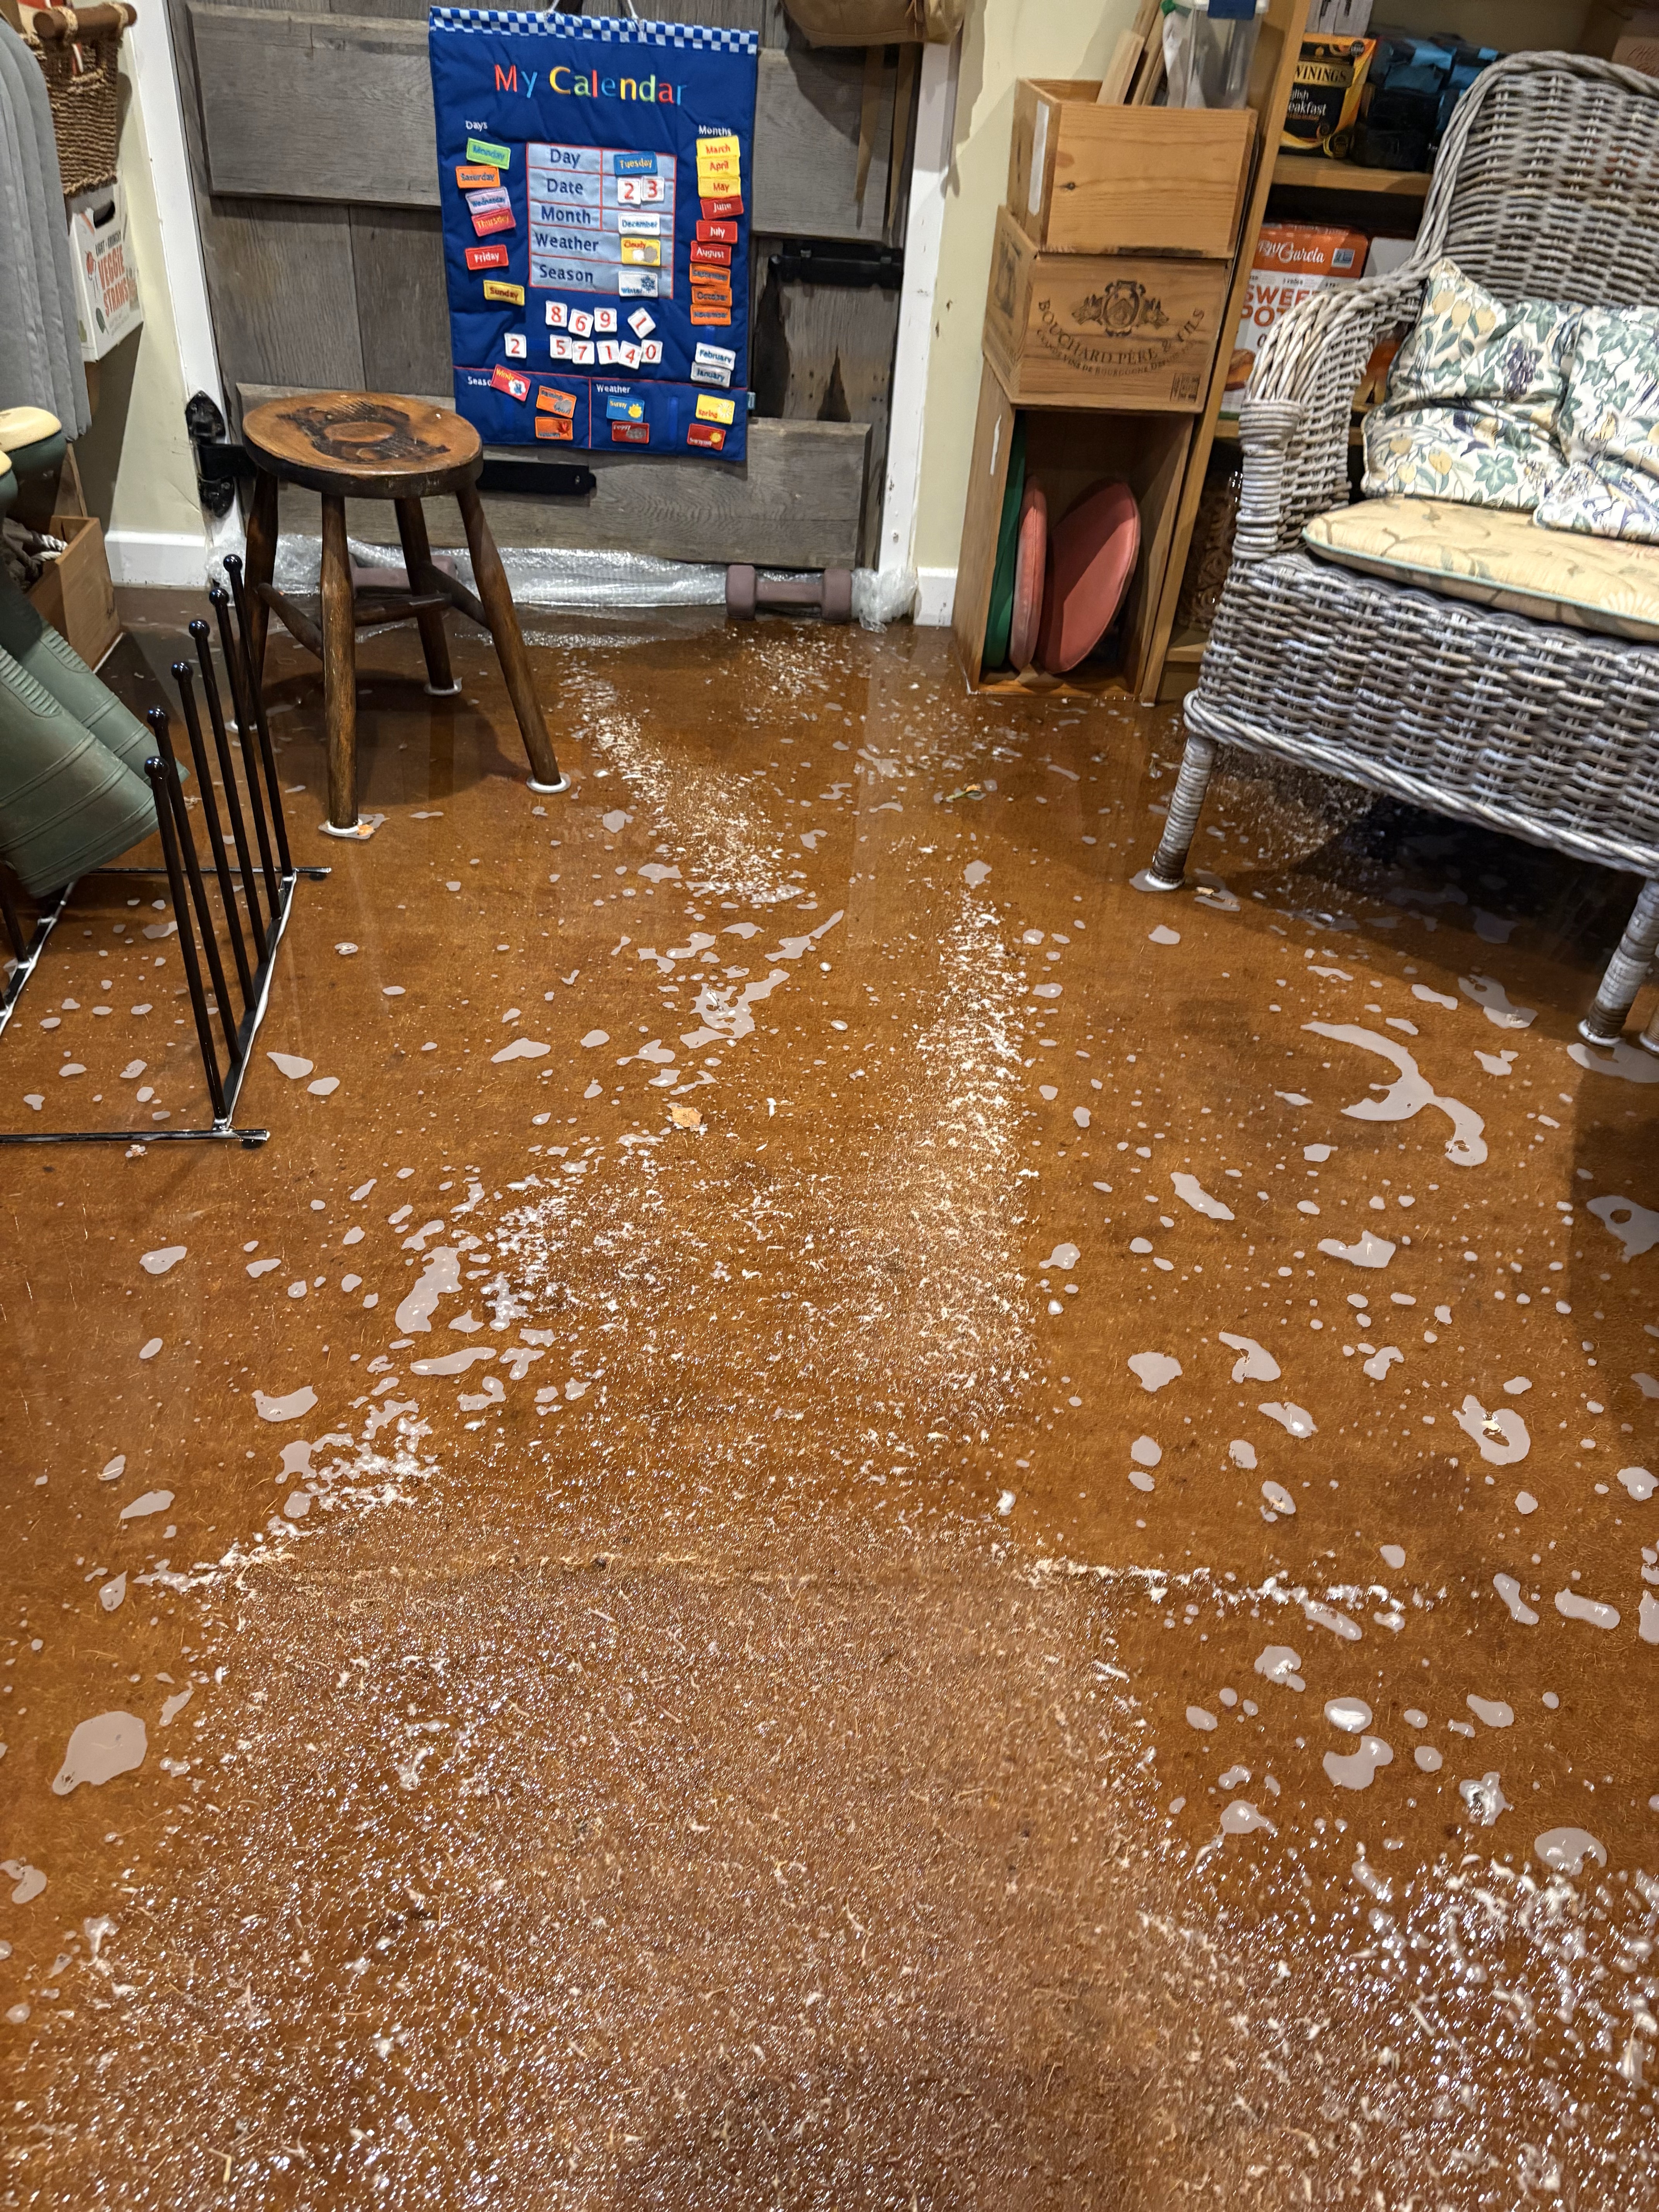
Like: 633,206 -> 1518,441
168,0 -> 916,565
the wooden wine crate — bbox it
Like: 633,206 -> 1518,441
982,208 -> 1231,411
1008,80 -> 1254,259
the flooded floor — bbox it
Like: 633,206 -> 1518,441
3,598 -> 1658,2207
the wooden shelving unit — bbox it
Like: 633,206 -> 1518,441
956,0 -> 1313,702
1271,153 -> 1432,197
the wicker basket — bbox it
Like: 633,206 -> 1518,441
29,12 -> 127,198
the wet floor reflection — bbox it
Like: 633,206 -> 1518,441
1,601 -> 1656,2205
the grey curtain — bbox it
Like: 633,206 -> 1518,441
0,22 -> 91,441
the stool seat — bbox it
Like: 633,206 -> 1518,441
242,392 -> 481,503
239,390 -> 564,834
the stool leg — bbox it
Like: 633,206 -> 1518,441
318,493 -> 363,836
243,465 -> 279,679
455,480 -> 566,792
394,496 -> 459,698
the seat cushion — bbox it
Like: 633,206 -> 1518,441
1362,258 -> 1578,512
1537,305 -> 1659,544
1304,494 -> 1659,644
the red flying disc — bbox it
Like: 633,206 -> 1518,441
1008,484 -> 1048,669
1036,480 -> 1140,674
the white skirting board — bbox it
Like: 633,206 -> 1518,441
914,567 -> 956,627
105,527 -> 235,590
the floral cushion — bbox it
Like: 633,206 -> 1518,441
1535,306 -> 1659,543
1303,494 -> 1659,644
1362,258 -> 1578,512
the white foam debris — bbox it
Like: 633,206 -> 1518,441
1258,1401 -> 1317,1437
1453,1395 -> 1530,1465
1172,1172 -> 1234,1220
1128,1352 -> 1182,1392
1317,1230 -> 1396,1269
1219,1331 -> 1279,1382
1303,1021 -> 1486,1166
1587,1193 -> 1659,1262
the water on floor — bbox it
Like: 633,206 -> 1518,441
2,600 -> 1657,2207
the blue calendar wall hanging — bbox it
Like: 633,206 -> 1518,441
428,8 -> 758,460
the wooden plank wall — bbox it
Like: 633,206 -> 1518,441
750,253 -> 900,567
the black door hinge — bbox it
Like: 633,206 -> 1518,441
185,392 -> 254,519
769,242 -> 904,289
478,455 -> 597,496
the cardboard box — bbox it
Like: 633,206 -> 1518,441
67,184 -> 143,362
983,206 -> 1231,411
1221,221 -> 1368,417
28,514 -> 121,669
1009,79 -> 1254,259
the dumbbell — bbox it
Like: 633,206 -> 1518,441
726,564 -> 853,623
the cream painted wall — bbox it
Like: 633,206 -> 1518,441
910,0 -> 1139,584
71,49 -> 205,553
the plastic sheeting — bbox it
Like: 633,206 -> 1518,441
254,536 -> 917,629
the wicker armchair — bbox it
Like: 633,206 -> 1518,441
1145,50 -> 1659,1045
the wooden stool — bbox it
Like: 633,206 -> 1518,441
239,391 -> 566,837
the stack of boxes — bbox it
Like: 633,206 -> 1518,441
986,81 -> 1254,411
